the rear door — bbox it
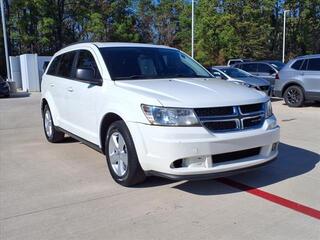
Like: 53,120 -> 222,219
256,63 -> 277,86
64,49 -> 104,144
54,51 -> 77,129
302,58 -> 320,95
241,63 -> 258,76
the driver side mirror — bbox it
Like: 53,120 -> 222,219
76,68 -> 102,85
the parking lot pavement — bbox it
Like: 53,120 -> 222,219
0,93 -> 319,240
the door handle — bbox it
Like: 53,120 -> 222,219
300,72 -> 304,76
50,83 -> 54,87
67,87 -> 74,92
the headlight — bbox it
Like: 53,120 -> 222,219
265,100 -> 273,118
141,105 -> 199,126
234,81 -> 254,88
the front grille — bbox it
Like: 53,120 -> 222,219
240,103 -> 263,114
203,120 -> 237,132
243,116 -> 264,128
194,106 -> 234,117
195,103 -> 265,133
212,147 -> 261,164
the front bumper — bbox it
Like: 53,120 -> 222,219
127,116 -> 280,178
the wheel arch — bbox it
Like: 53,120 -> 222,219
99,112 -> 123,154
281,82 -> 305,97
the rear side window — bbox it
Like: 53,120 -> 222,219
233,64 -> 242,69
291,60 -> 303,70
47,55 -> 61,75
307,58 -> 320,71
257,63 -> 274,73
300,60 -> 308,70
56,52 -> 76,78
241,63 -> 257,72
76,50 -> 101,80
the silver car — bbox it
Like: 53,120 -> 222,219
208,66 -> 271,95
273,54 -> 320,107
233,61 -> 283,87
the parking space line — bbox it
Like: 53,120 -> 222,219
217,178 -> 320,220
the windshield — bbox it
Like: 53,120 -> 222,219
220,68 -> 251,78
99,47 -> 212,80
267,61 -> 285,70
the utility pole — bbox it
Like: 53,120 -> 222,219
1,0 -> 10,80
191,0 -> 194,58
282,10 -> 290,63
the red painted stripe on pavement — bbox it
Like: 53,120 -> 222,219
217,178 -> 320,220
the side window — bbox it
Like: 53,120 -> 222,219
234,64 -> 242,69
56,52 -> 76,78
47,55 -> 61,76
300,60 -> 308,70
242,63 -> 257,72
76,50 -> 101,80
307,58 -> 320,71
291,60 -> 303,70
258,63 -> 275,74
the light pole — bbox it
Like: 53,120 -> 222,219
191,0 -> 194,58
1,0 -> 11,81
282,10 -> 290,63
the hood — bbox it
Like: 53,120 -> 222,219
229,76 -> 270,86
115,78 -> 268,108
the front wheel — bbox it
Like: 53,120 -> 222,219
284,85 -> 304,107
43,105 -> 65,143
105,120 -> 145,186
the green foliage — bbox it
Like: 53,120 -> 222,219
6,0 -> 320,65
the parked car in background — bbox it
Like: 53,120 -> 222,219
0,76 -> 10,98
208,66 -> 271,95
227,58 -> 253,66
262,60 -> 285,70
233,61 -> 279,87
41,42 -> 279,186
273,54 -> 320,107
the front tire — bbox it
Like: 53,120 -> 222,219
105,120 -> 145,186
43,105 -> 65,143
284,85 -> 304,107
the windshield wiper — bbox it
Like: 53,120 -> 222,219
113,75 -> 151,80
167,74 -> 212,78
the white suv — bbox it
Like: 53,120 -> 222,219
41,42 -> 280,186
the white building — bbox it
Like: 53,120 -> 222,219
9,54 -> 51,92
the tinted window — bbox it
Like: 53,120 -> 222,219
258,63 -> 275,74
233,64 -> 242,69
241,63 -> 257,72
291,60 -> 303,70
99,47 -> 212,80
56,52 -> 76,78
221,68 -> 251,78
229,60 -> 241,65
47,55 -> 61,75
76,50 -> 101,79
300,60 -> 308,70
307,58 -> 320,71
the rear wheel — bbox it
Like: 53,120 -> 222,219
284,85 -> 304,107
105,120 -> 145,186
43,105 -> 65,142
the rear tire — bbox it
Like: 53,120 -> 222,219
284,85 -> 304,107
43,105 -> 65,143
105,120 -> 146,186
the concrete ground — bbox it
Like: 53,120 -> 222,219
0,93 -> 319,240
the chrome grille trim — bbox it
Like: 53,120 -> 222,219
195,103 -> 265,133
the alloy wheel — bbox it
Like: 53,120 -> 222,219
108,131 -> 128,177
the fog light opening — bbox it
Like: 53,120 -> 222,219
171,156 -> 211,169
